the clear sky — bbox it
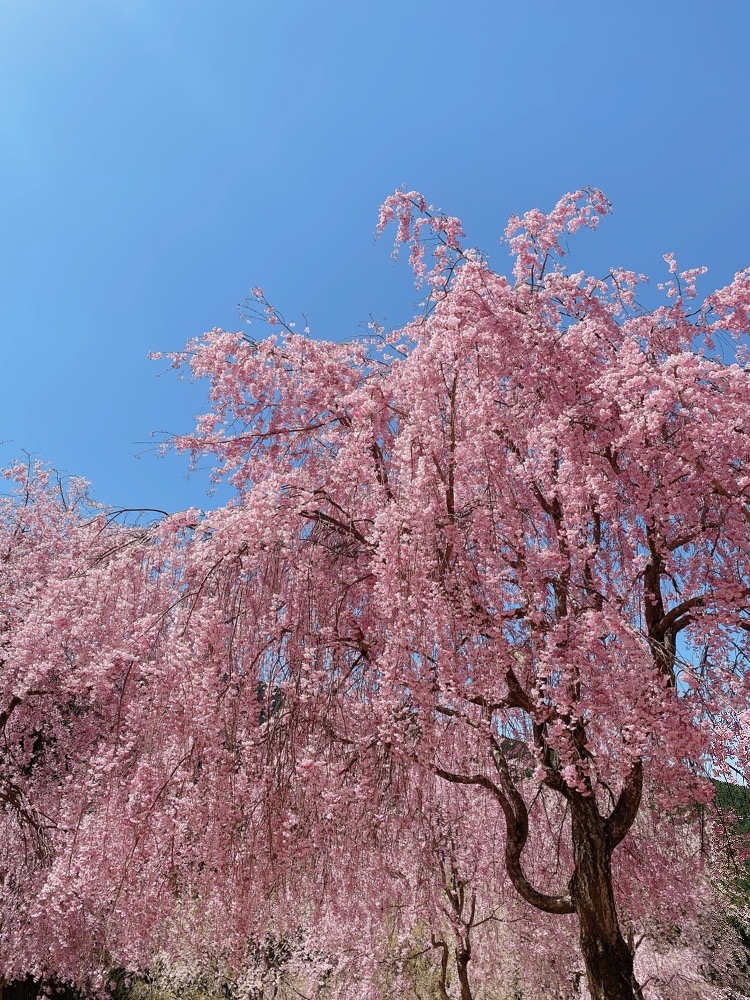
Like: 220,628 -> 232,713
1,0 -> 749,511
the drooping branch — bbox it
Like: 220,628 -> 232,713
434,764 -> 574,915
430,935 -> 451,1000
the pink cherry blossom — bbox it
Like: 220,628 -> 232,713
3,192 -> 750,1000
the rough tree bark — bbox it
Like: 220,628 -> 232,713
569,794 -> 638,1000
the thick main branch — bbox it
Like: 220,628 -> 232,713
434,764 -> 574,915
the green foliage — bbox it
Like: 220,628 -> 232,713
713,779 -> 750,836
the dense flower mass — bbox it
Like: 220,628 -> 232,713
2,191 -> 750,999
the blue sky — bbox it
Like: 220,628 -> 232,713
1,0 -> 749,511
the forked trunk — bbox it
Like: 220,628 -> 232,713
438,742 -> 644,999
570,796 -> 640,1000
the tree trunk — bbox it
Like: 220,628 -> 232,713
455,946 -> 473,1000
569,795 -> 640,1000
